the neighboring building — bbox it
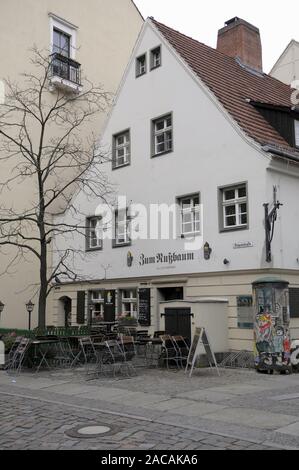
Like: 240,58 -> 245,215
270,40 -> 299,85
53,17 -> 299,352
0,0 -> 143,329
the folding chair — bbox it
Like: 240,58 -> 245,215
71,336 -> 98,368
4,336 -> 23,370
172,336 -> 190,368
6,337 -> 31,375
160,335 -> 181,369
99,340 -> 136,378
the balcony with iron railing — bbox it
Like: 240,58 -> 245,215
49,53 -> 82,93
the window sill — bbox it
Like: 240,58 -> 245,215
112,241 -> 132,249
112,162 -> 131,171
181,232 -> 201,239
136,72 -> 146,78
86,247 -> 103,252
150,64 -> 161,71
220,225 -> 248,233
151,149 -> 173,159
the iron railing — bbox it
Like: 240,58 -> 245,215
50,53 -> 81,86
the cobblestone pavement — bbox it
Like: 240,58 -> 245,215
0,393 -> 276,450
1,366 -> 299,450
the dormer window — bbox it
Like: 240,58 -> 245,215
295,120 -> 299,148
150,46 -> 161,70
136,54 -> 146,77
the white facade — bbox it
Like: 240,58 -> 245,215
270,40 -> 299,85
53,20 -> 299,350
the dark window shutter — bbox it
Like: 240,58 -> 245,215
76,291 -> 86,324
289,288 -> 299,318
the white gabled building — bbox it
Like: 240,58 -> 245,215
270,39 -> 299,85
52,17 -> 299,352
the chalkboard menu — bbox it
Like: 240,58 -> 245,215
138,288 -> 151,326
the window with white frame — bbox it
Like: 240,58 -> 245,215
179,194 -> 200,236
113,131 -> 130,169
136,54 -> 146,77
114,209 -> 130,246
90,290 -> 105,319
121,289 -> 137,317
152,114 -> 172,156
150,46 -> 161,69
220,184 -> 248,230
295,120 -> 299,147
86,217 -> 102,250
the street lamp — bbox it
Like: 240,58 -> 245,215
88,301 -> 95,327
0,301 -> 5,325
26,300 -> 34,331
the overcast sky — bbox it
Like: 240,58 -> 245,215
134,0 -> 298,73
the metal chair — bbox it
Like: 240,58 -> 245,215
172,336 -> 190,368
71,336 -> 98,368
160,335 -> 181,369
5,337 -> 31,375
99,340 -> 136,378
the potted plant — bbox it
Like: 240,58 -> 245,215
117,314 -> 138,327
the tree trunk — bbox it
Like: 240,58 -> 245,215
38,239 -> 47,328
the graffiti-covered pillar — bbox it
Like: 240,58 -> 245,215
252,278 -> 291,373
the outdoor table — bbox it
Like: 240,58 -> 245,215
30,339 -> 61,372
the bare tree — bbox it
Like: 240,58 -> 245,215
0,49 -> 113,328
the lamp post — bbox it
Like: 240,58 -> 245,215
26,300 -> 34,331
88,302 -> 95,327
0,301 -> 5,326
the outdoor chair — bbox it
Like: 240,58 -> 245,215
171,335 -> 190,368
98,340 -> 136,378
4,336 -> 23,370
153,330 -> 165,338
119,335 -> 137,361
5,337 -> 31,375
71,336 -> 98,368
160,335 -> 181,369
51,338 -> 76,368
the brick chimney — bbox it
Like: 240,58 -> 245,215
217,17 -> 263,71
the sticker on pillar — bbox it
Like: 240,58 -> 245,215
0,340 -> 4,365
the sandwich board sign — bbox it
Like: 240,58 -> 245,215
185,327 -> 220,377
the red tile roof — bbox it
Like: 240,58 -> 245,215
151,18 -> 298,157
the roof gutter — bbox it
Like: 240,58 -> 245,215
262,144 -> 299,163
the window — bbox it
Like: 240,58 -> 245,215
136,54 -> 146,77
150,46 -> 161,70
237,296 -> 253,329
113,130 -> 130,169
295,120 -> 299,148
86,217 -> 102,250
90,290 -> 105,320
289,288 -> 299,318
179,194 -> 200,236
121,289 -> 137,317
220,184 -> 248,230
114,209 -> 130,246
152,114 -> 173,156
53,28 -> 71,57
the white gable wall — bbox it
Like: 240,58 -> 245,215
54,23 -> 280,282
